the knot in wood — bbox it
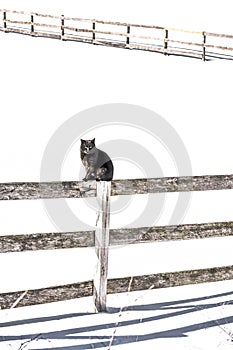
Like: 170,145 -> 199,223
141,232 -> 151,241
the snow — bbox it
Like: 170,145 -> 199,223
1,236 -> 233,294
0,1 -> 233,349
1,280 -> 233,349
0,32 -> 233,233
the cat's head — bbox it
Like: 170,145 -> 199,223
80,138 -> 96,154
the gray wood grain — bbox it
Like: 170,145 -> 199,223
1,175 -> 233,200
1,221 -> 233,253
0,231 -> 95,253
0,282 -> 93,310
93,181 -> 111,312
110,221 -> 233,245
107,265 -> 233,293
1,265 -> 232,309
0,181 -> 96,200
111,174 -> 233,195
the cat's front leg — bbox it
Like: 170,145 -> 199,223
83,167 -> 96,181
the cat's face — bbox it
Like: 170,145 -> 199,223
81,138 -> 95,154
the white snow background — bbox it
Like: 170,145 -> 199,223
0,1 -> 233,349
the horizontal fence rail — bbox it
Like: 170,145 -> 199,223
1,174 -> 233,311
1,174 -> 233,200
1,221 -> 233,253
1,265 -> 233,310
1,9 -> 233,60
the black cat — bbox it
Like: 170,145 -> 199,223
80,139 -> 114,181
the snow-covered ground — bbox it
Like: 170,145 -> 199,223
0,20 -> 233,234
0,236 -> 233,294
0,1 -> 233,349
1,280 -> 233,350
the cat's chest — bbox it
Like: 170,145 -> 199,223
82,152 -> 98,167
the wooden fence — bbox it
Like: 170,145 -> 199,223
1,9 -> 233,60
0,174 -> 233,312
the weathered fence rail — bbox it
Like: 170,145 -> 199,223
1,9 -> 233,60
0,173 -> 233,311
1,266 -> 233,310
1,221 -> 233,253
1,174 -> 233,200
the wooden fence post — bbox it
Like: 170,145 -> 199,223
3,11 -> 7,32
92,22 -> 96,42
202,31 -> 206,61
61,15 -> 65,40
93,181 -> 111,312
126,25 -> 130,46
31,14 -> 34,35
164,28 -> 168,55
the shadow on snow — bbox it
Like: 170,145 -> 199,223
1,289 -> 233,349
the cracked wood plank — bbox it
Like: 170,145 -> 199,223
0,181 -> 96,200
1,221 -> 233,253
107,265 -> 233,294
0,265 -> 232,309
93,181 -> 111,312
111,174 -> 233,195
0,174 -> 233,200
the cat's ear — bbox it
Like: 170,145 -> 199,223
92,138 -> 95,144
81,139 -> 84,143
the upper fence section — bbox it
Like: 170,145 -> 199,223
0,174 -> 233,200
1,9 -> 233,60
